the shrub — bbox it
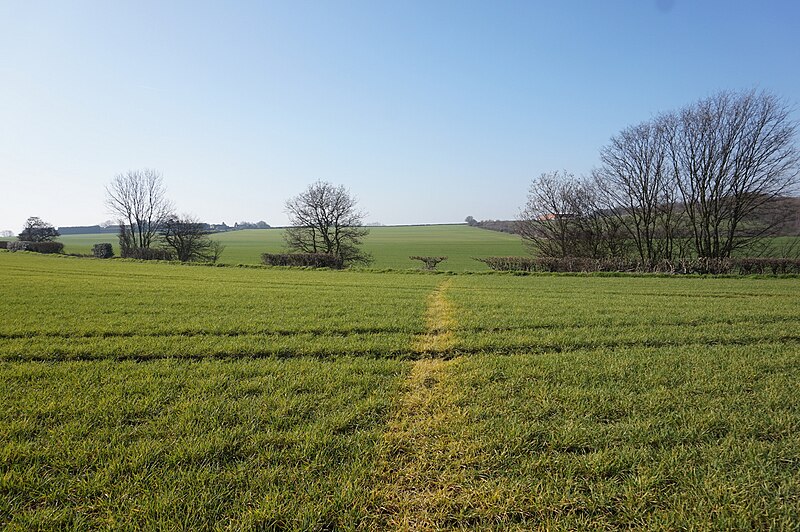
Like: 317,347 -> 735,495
474,256 -> 800,275
261,253 -> 344,269
29,241 -> 64,254
6,241 -> 29,252
734,258 -> 800,275
5,241 -> 64,253
409,256 -> 448,270
0,241 -> 7,249
92,243 -> 114,259
474,256 -> 539,271
121,247 -> 174,260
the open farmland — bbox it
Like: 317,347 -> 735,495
55,224 -> 528,271
1,252 -> 799,529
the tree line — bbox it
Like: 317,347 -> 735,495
6,89 -> 797,269
105,172 -> 370,265
519,89 -> 799,263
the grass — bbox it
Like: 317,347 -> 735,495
0,357 -> 407,529
373,347 -> 800,529
448,274 -> 800,353
1,251 -> 799,529
0,253 -> 440,361
55,224 -> 528,271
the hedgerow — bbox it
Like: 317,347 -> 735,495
261,252 -> 344,269
6,241 -> 64,254
475,256 -> 800,275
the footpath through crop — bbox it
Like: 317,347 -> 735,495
412,277 -> 455,354
373,278 -> 471,527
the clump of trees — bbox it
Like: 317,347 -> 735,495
18,217 -> 60,242
105,169 -> 223,262
234,221 -> 270,229
6,217 -> 65,254
161,216 -> 225,262
520,90 -> 799,263
284,181 -> 372,266
106,169 -> 174,256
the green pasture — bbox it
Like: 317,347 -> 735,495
1,357 -> 405,529
1,251 -> 799,529
0,253 -> 440,360
54,224 -> 528,271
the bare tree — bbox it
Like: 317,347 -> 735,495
284,181 -> 371,266
668,90 -> 799,258
161,215 -> 223,262
208,240 -> 226,263
521,90 -> 798,266
596,116 -> 683,263
518,171 -> 621,258
105,169 -> 174,254
18,217 -> 60,242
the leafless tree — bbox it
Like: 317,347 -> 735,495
161,215 -> 223,262
667,90 -> 799,258
208,240 -> 226,263
284,181 -> 371,266
105,169 -> 174,254
518,171 -> 622,258
596,116 -> 683,263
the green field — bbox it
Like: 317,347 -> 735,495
2,251 -> 799,529
54,224 -> 528,271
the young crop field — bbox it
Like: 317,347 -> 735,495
55,224 -> 528,271
1,251 -> 799,529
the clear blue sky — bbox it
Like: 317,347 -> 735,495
1,0 -> 798,231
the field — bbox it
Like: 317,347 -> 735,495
2,251 -> 799,529
54,224 -> 528,271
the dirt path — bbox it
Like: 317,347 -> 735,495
412,277 -> 455,354
372,278 -> 466,529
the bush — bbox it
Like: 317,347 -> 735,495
0,241 -> 7,249
474,256 -> 539,271
92,243 -> 114,259
6,241 -> 64,254
30,241 -> 64,254
409,256 -> 448,270
261,253 -> 344,269
6,241 -> 28,252
121,247 -> 174,260
734,258 -> 800,275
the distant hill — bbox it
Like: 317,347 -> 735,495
56,225 -> 527,271
473,196 -> 800,237
58,221 -> 271,235
58,225 -> 118,235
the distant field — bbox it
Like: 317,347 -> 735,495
1,252 -> 799,528
54,224 -> 528,271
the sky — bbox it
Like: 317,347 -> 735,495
1,0 -> 799,231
